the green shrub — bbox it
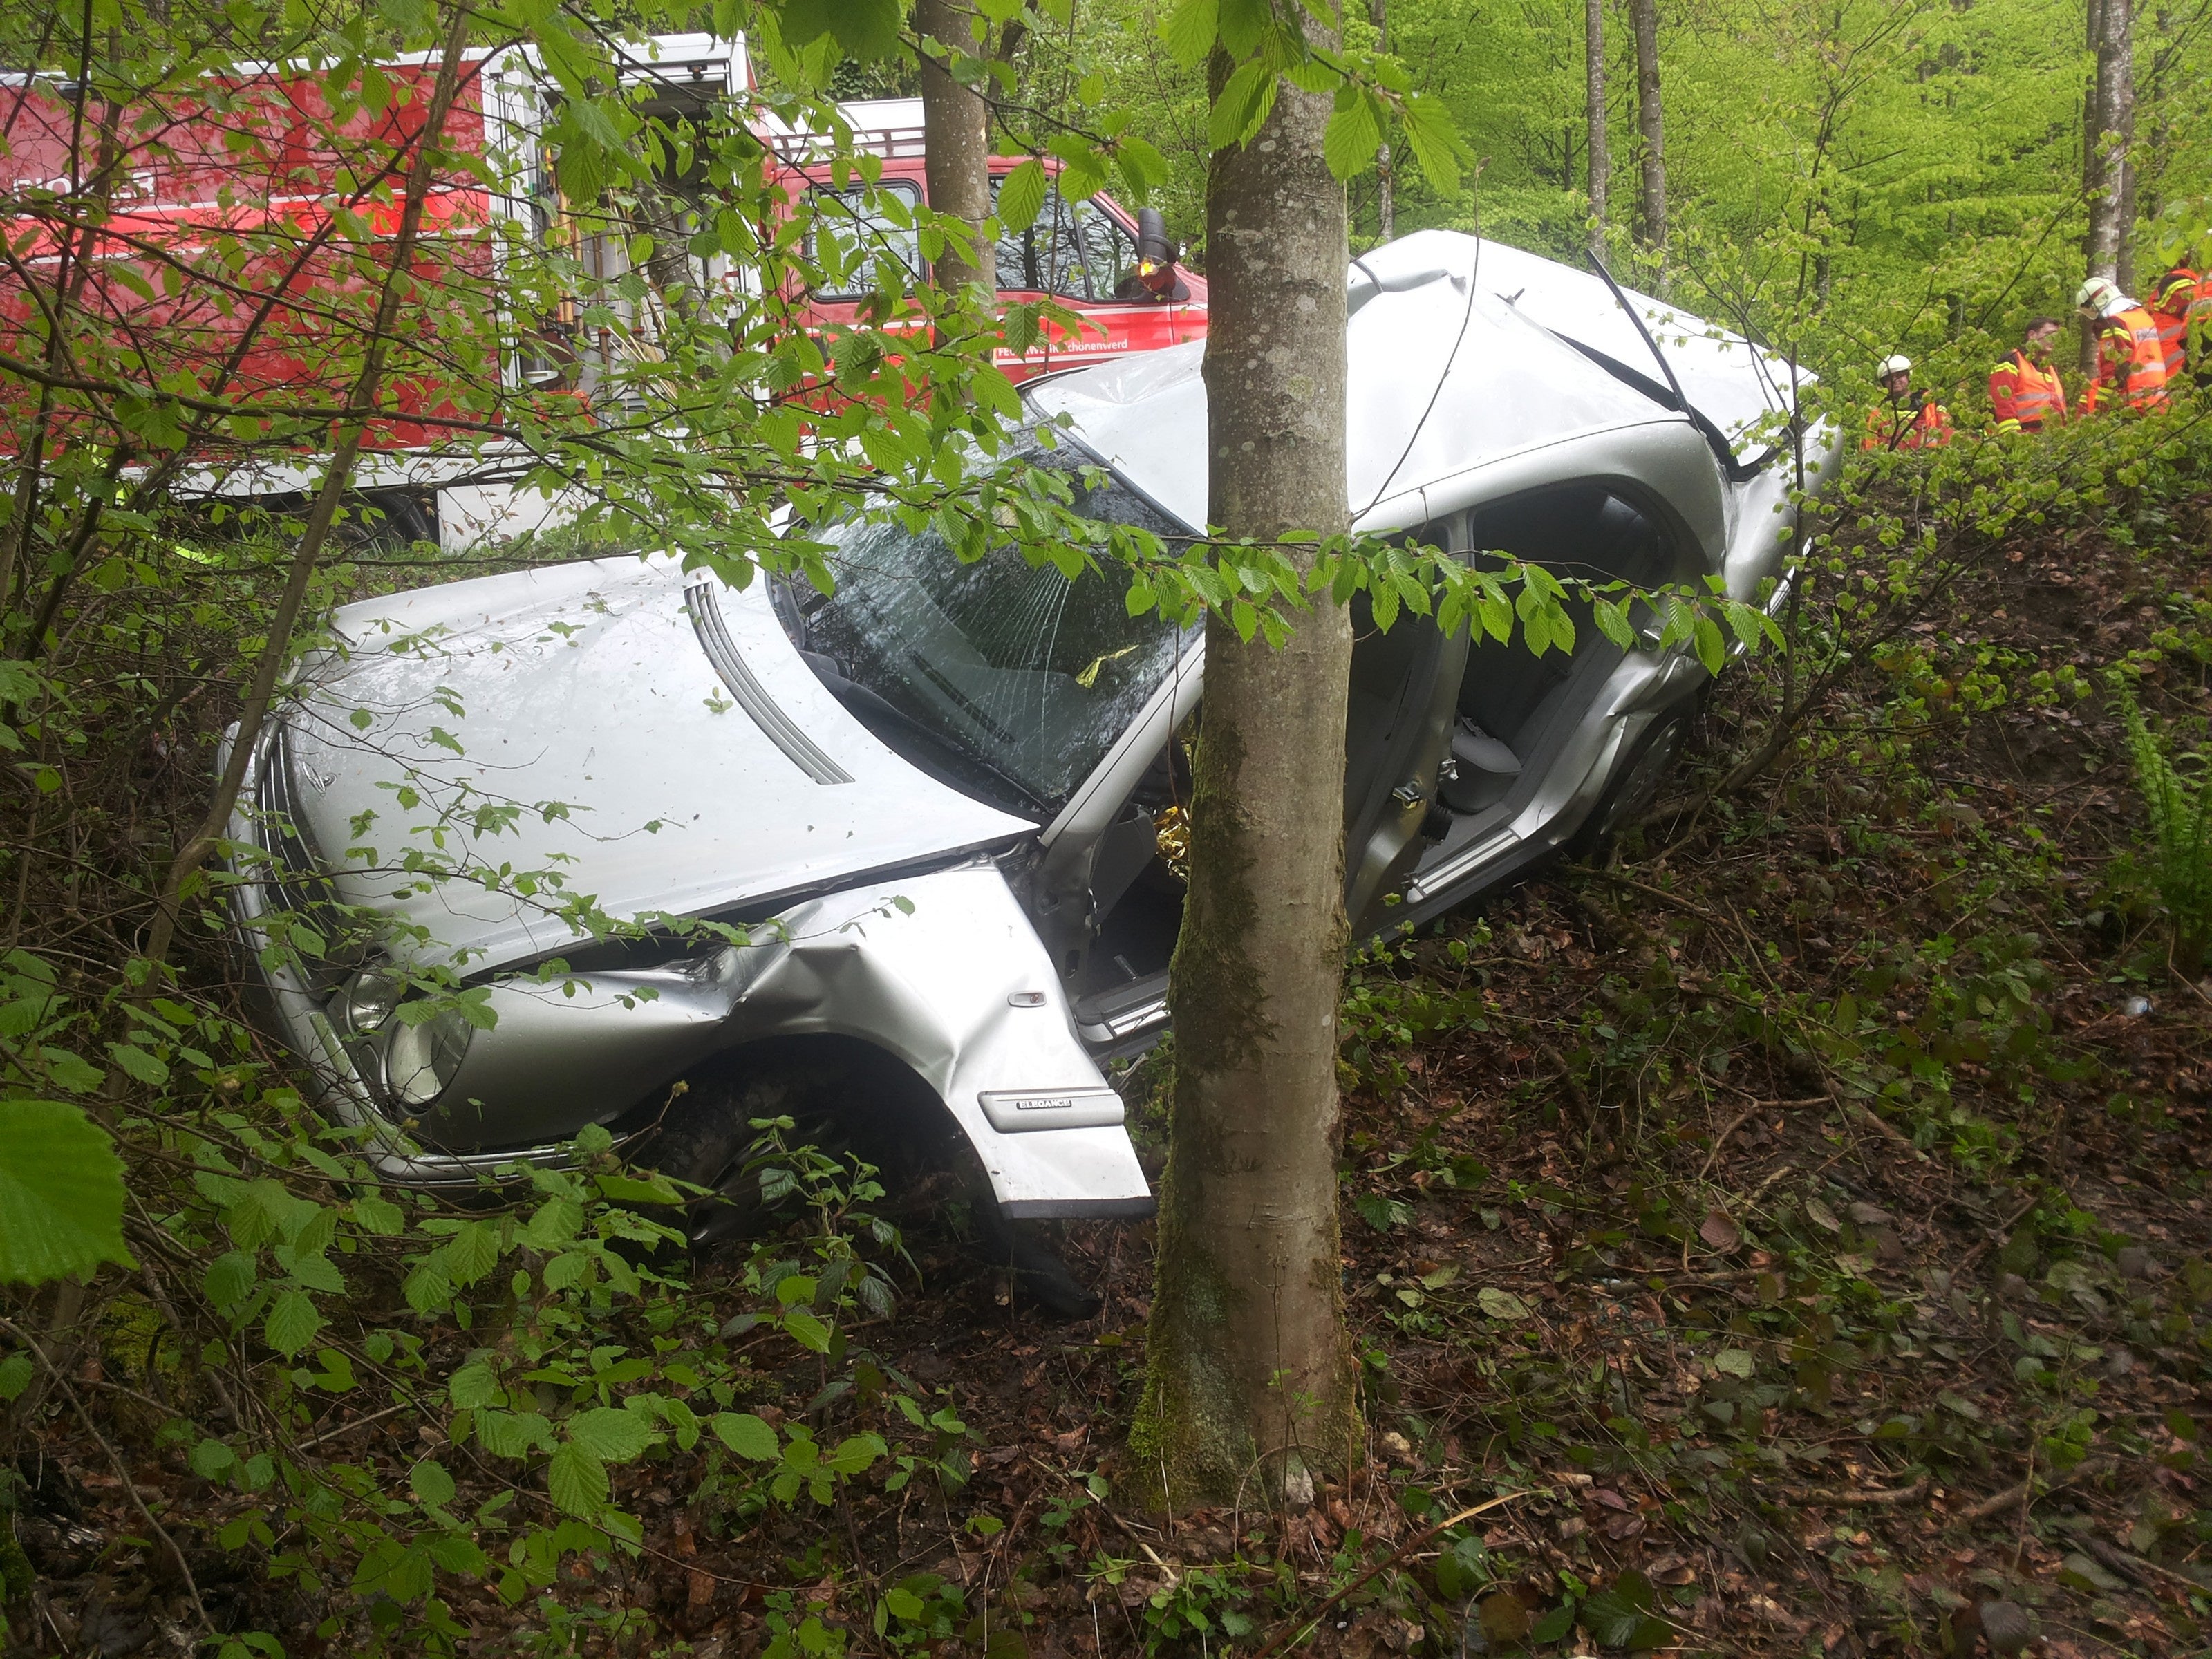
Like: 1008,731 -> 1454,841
2118,684 -> 2212,973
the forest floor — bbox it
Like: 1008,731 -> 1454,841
13,493 -> 2212,1659
635,500 -> 2211,1659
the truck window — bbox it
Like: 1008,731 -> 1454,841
807,181 -> 921,299
991,183 -> 1138,301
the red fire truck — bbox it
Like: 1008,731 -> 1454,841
0,39 -> 1204,545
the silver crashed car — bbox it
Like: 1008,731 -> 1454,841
225,231 -> 1834,1240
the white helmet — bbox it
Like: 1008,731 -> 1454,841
2075,276 -> 2120,312
1877,354 -> 1912,377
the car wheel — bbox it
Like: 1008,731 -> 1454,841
635,1056 -> 1104,1320
1570,701 -> 1696,857
635,1064 -> 852,1250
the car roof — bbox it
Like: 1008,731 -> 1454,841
1024,230 -> 1805,534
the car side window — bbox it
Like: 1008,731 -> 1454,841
991,180 -> 1138,301
1456,486 -> 1677,752
807,181 -> 921,300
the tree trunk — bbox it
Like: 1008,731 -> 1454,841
1629,0 -> 1665,262
1586,0 -> 1608,254
2085,0 -> 2133,284
916,0 -> 992,290
1371,0 -> 1394,241
2115,9 -> 2138,292
1131,33 -> 1360,1510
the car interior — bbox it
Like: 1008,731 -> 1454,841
1065,481 -> 1690,1051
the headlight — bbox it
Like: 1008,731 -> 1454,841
332,969 -> 403,1038
384,1004 -> 474,1108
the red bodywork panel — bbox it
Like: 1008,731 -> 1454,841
765,105 -> 1206,384
1,68 -> 1202,471
0,57 -> 504,453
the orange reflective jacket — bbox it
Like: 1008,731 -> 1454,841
2085,304 -> 2170,413
2150,268 -> 2199,377
1989,350 -> 2067,433
1862,394 -> 1953,451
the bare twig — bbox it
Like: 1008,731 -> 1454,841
2081,1535 -> 2212,1595
1700,1104 -> 1765,1178
1956,1455 -> 2111,1524
1566,865 -> 1723,928
1783,1473 -> 1930,1507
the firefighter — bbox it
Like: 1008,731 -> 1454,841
2077,276 -> 2170,413
1862,354 -> 1953,451
1988,317 -> 2068,434
2148,261 -> 2202,380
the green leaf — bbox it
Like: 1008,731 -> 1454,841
40,1047 -> 102,1094
1591,595 -> 1638,648
0,1100 -> 133,1284
824,1432 -> 888,1476
476,1409 -> 554,1459
1353,1192 -> 1410,1232
1322,95 -> 1382,181
713,1412 -> 781,1461
105,1042 -> 169,1087
1713,1347 -> 1756,1378
351,1194 -> 405,1235
427,1535 -> 488,1575
204,1250 -> 256,1312
1693,613 -> 1726,674
997,158 -> 1047,232
263,1290 -> 322,1358
1477,1286 -> 1530,1320
1579,1589 -> 1649,1648
449,1360 -> 500,1410
410,1458 -> 456,1508
885,1587 -> 926,1622
1208,58 -> 1277,151
1530,1603 -> 1576,1644
782,1309 -> 832,1353
568,1405 -> 655,1463
0,1352 -> 32,1402
781,0 -> 902,59
547,1441 -> 610,1517
440,1220 -> 500,1286
1398,93 -> 1466,195
1161,0 -> 1218,64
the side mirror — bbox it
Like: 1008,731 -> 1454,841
1134,207 -> 1181,290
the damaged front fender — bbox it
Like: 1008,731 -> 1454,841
720,861 -> 1153,1219
414,859 -> 1152,1218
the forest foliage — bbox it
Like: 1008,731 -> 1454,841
2,0 -> 2210,1650
1049,0 -> 2212,416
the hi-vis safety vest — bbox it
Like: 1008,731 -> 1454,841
1989,350 -> 2067,433
2085,304 -> 2170,413
1862,394 -> 1953,451
2150,268 -> 2200,377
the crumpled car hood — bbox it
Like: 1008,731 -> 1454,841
277,556 -> 1035,973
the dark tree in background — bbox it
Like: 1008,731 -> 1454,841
917,0 -> 993,289
1631,0 -> 1667,265
1587,0 -> 1609,253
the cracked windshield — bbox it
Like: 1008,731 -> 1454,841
802,447 -> 1190,811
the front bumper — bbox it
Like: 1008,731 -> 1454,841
225,722 -> 1153,1214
